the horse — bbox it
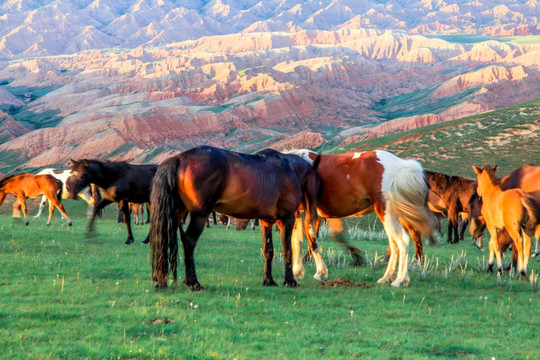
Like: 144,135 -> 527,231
149,145 -> 320,291
289,149 -> 435,287
470,164 -> 540,256
117,202 -> 150,225
32,168 -> 97,218
66,159 -> 158,244
219,214 -> 257,230
424,170 -> 477,244
472,165 -> 540,279
0,173 -> 72,226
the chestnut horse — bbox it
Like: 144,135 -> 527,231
424,170 -> 477,244
33,168 -> 97,218
66,159 -> 158,244
289,150 -> 435,287
150,146 -> 319,291
0,173 -> 72,226
470,164 -> 540,256
473,165 -> 540,279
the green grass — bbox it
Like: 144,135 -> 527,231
0,200 -> 538,359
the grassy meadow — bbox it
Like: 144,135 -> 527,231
0,199 -> 539,360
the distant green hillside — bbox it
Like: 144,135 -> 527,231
336,97 -> 540,178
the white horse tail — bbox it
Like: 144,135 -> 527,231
384,157 -> 436,238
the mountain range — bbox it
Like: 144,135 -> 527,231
0,0 -> 538,172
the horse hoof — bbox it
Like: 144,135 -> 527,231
155,283 -> 167,289
313,272 -> 328,281
68,221 -> 72,227
284,280 -> 299,288
262,279 -> 278,287
189,284 -> 204,291
141,239 -> 149,245
532,252 -> 540,258
293,270 -> 305,281
487,264 -> 494,273
520,271 -> 529,281
377,276 -> 394,284
124,238 -> 134,245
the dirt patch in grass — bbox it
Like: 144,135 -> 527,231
319,277 -> 373,289
150,318 -> 175,325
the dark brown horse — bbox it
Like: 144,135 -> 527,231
469,164 -> 540,256
289,149 -> 435,287
66,159 -> 157,244
0,173 -> 71,226
424,170 -> 477,244
149,146 -> 319,291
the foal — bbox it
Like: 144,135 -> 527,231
0,174 -> 72,226
473,165 -> 540,279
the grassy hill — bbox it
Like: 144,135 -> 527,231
332,97 -> 540,178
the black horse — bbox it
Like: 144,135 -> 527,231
66,159 -> 157,244
150,146 -> 320,291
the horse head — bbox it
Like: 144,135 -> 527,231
472,165 -> 498,197
66,159 -> 93,200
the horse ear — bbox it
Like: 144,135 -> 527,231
472,165 -> 481,175
493,165 -> 498,172
82,159 -> 89,167
70,159 -> 78,165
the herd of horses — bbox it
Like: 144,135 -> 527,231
0,145 -> 538,290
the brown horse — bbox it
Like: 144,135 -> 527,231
473,165 -> 540,279
424,170 -> 477,244
289,149 -> 435,287
66,159 -> 158,244
470,164 -> 540,256
0,173 -> 72,226
149,146 -> 320,290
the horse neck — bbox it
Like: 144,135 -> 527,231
480,178 -> 501,198
88,162 -> 120,188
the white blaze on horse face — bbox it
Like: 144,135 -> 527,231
352,152 -> 363,159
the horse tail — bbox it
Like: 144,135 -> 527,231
56,178 -> 63,201
150,155 -> 182,288
520,194 -> 540,234
385,159 -> 436,238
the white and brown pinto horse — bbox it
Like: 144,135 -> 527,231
33,168 -> 97,218
290,150 -> 435,287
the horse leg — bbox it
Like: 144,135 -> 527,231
378,230 -> 398,284
447,208 -> 459,244
532,226 -> 540,257
47,194 -> 72,226
402,220 -> 423,262
88,199 -> 112,234
181,213 -> 208,290
382,214 -> 410,287
327,218 -> 364,265
34,195 -> 47,218
291,216 -> 305,281
260,221 -> 277,286
120,201 -> 135,244
227,216 -> 232,229
458,214 -> 469,242
278,216 -> 298,287
487,226 -> 503,274
18,196 -> 29,226
212,211 -> 217,225
506,225 -> 526,279
12,199 -> 21,218
304,215 -> 327,281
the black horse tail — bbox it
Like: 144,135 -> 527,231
56,178 -> 64,201
150,155 -> 182,289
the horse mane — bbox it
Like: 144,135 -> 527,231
482,165 -> 501,185
0,174 -> 21,187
